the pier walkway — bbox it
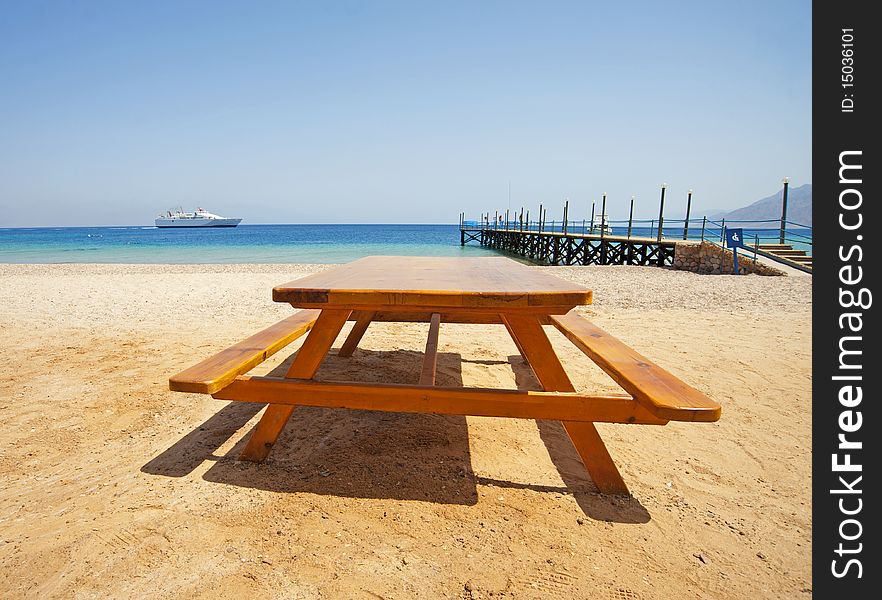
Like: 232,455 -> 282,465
460,226 -> 676,267
458,215 -> 811,272
458,180 -> 811,270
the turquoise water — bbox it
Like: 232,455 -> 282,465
0,224 -> 498,264
0,223 -> 812,264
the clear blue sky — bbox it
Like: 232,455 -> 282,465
0,1 -> 811,226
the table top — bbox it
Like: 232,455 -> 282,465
273,256 -> 592,312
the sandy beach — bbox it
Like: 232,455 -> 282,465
0,263 -> 811,599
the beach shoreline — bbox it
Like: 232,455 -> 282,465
0,263 -> 812,598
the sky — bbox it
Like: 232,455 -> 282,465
0,1 -> 811,227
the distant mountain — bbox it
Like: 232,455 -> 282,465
714,183 -> 812,226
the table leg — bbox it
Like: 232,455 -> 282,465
239,308 -> 352,462
502,321 -> 528,360
338,311 -> 375,357
502,314 -> 629,495
418,313 -> 442,385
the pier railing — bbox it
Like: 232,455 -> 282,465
461,217 -> 812,256
458,217 -> 679,267
460,177 -> 812,266
458,178 -> 810,269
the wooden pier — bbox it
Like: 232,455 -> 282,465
460,227 -> 676,267
459,179 -> 810,269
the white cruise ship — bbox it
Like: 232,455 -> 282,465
155,208 -> 242,228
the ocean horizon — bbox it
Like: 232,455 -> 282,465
0,224 -> 491,264
0,223 -> 812,264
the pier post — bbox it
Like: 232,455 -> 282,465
720,218 -> 726,243
538,204 -> 543,233
700,216 -> 706,241
683,189 -> 693,239
600,193 -> 608,265
657,183 -> 666,242
505,209 -> 510,231
779,177 -> 789,244
627,196 -> 634,239
563,200 -> 569,234
590,201 -> 595,232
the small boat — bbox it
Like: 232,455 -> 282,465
155,208 -> 242,228
589,214 -> 613,235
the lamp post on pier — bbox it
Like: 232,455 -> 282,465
563,199 -> 569,234
779,177 -> 790,244
627,196 -> 634,239
657,183 -> 667,242
683,189 -> 693,240
600,193 -> 608,265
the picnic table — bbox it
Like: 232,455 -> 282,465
169,256 -> 720,495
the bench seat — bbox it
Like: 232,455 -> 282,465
550,312 -> 721,422
169,309 -> 320,394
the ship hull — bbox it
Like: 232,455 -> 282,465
155,218 -> 242,228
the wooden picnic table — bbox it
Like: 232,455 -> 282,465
170,256 -> 720,495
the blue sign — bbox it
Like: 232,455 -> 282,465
725,227 -> 745,249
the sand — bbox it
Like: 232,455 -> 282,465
0,263 -> 812,599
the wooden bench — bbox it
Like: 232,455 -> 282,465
549,312 -> 720,422
169,309 -> 320,394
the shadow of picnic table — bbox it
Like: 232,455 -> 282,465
143,347 -> 650,522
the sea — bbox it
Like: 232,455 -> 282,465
0,224 -> 811,264
0,224 -> 492,264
